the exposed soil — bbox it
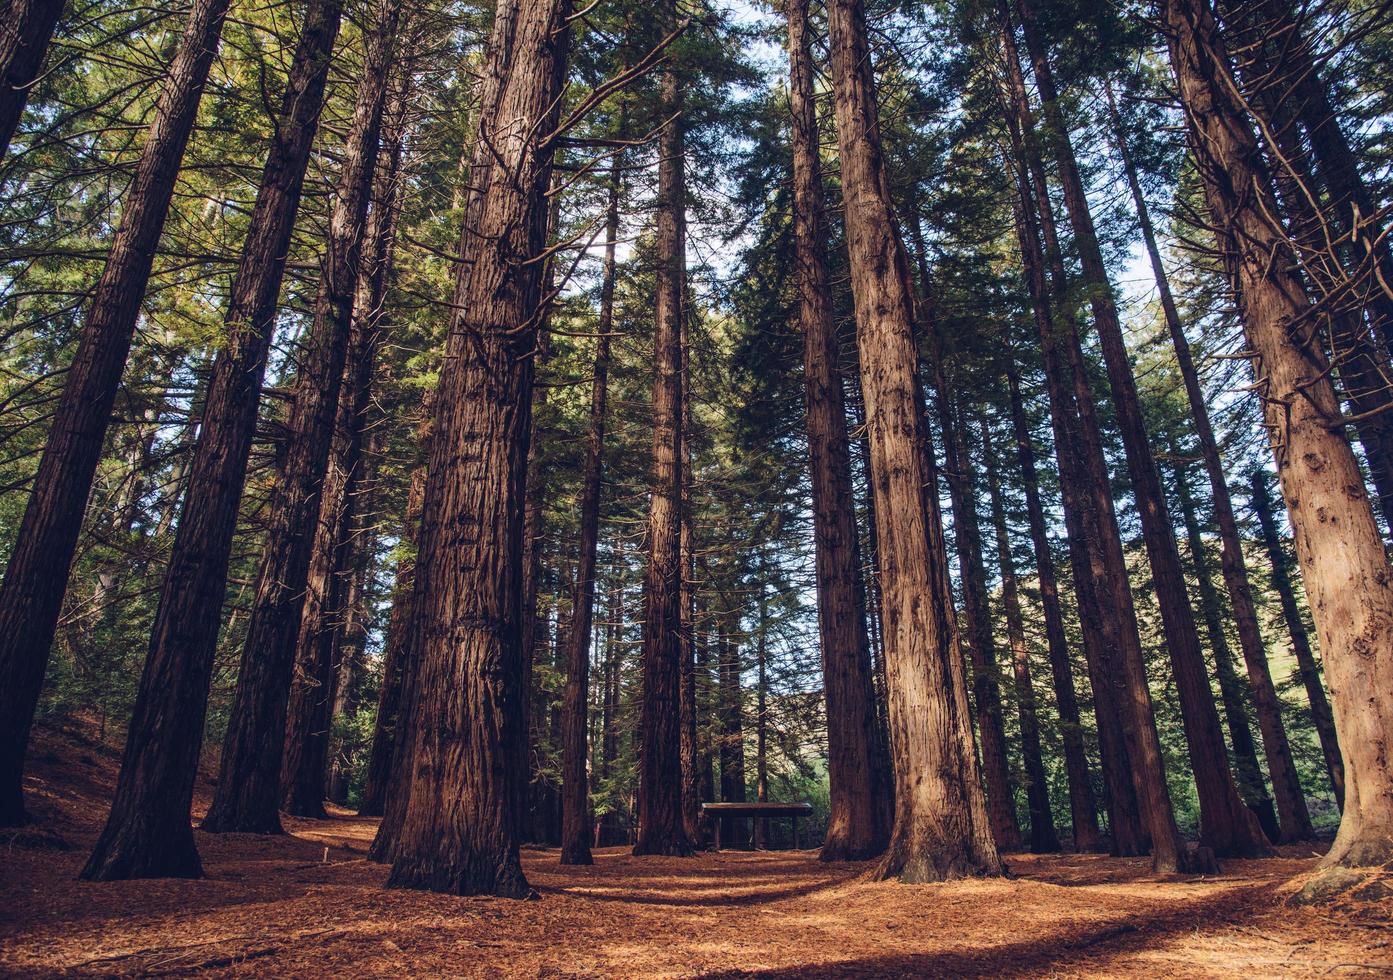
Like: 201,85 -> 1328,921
2,724 -> 1390,978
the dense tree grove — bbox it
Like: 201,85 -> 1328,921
1,0 -> 1391,903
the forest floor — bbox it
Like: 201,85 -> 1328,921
2,724 -> 1391,978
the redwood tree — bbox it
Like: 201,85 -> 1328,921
827,0 -> 1001,883
202,0 -> 397,834
633,0 -> 693,858
79,0 -> 341,878
385,0 -> 571,896
1164,0 -> 1393,880
0,0 -> 230,830
0,0 -> 64,160
786,0 -> 889,863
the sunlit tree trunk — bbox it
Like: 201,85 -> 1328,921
1163,0 -> 1393,879
0,0 -> 230,831
786,0 -> 889,863
827,0 -> 1001,883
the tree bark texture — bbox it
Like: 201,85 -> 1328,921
1163,0 -> 1393,873
0,0 -> 63,161
384,0 -> 569,897
634,2 -> 692,857
827,0 -> 1002,883
786,0 -> 889,863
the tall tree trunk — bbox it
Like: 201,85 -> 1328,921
1002,364 -> 1101,851
0,0 -> 230,830
754,590 -> 769,850
559,151 -> 622,867
81,0 -> 342,879
826,0 -> 1001,883
0,0 -> 64,161
1170,455 -> 1281,840
786,0 -> 888,863
679,293 -> 700,846
283,59 -> 408,818
1107,83 -> 1312,842
1162,0 -> 1393,879
933,371 -> 1023,852
1013,0 -> 1270,860
995,33 -> 1154,860
383,0 -> 569,897
717,611 -> 747,847
359,413 -> 428,820
202,2 -> 398,834
633,0 -> 692,858
1248,470 -> 1344,806
981,414 -> 1060,854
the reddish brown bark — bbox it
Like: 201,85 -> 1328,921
633,0 -> 693,857
0,0 -> 230,832
1013,0 -> 1270,860
1106,83 -> 1312,843
827,0 -> 1001,883
786,0 -> 889,863
1163,0 -> 1393,875
283,59 -> 408,818
1002,364 -> 1102,852
385,0 -> 570,896
0,0 -> 63,160
202,1 -> 398,834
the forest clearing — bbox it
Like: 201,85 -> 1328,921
3,725 -> 1390,977
2,0 -> 1393,973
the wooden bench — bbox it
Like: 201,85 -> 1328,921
701,802 -> 814,851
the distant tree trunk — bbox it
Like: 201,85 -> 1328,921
995,35 -> 1153,859
559,152 -> 622,867
754,591 -> 769,850
1106,83 -> 1313,843
1013,0 -> 1270,860
679,298 -> 700,846
0,0 -> 230,831
359,426 -> 427,820
933,372 -> 1022,853
283,60 -> 408,818
1001,365 -> 1101,852
981,414 -> 1060,854
1248,470 -> 1344,807
1163,0 -> 1393,877
202,2 -> 398,834
826,0 -> 1001,883
1170,455 -> 1280,840
717,612 -> 747,847
786,0 -> 888,863
633,0 -> 692,858
383,0 -> 570,897
0,0 -> 64,161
